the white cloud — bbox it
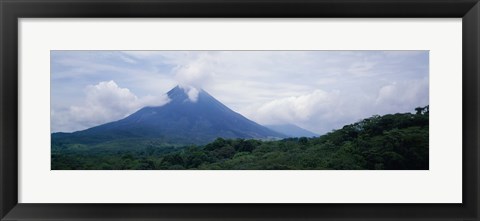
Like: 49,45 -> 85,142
241,89 -> 346,134
242,77 -> 428,135
51,81 -> 170,132
178,85 -> 200,102
173,53 -> 215,89
251,89 -> 335,123
375,78 -> 429,111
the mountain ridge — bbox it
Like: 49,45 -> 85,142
265,124 -> 318,138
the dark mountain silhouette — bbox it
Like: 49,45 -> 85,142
265,124 -> 318,138
52,86 -> 286,146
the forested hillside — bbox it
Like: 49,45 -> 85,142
52,106 -> 429,170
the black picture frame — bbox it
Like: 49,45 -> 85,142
1,0 -> 479,220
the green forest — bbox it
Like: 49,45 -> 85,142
52,106 -> 429,170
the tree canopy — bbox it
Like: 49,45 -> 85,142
52,106 -> 429,170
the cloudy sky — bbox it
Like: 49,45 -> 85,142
51,51 -> 429,135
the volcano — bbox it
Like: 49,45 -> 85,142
52,86 -> 286,146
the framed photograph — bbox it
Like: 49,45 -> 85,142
49,50 -> 430,171
1,0 -> 479,220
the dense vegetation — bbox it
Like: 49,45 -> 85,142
52,106 -> 429,170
